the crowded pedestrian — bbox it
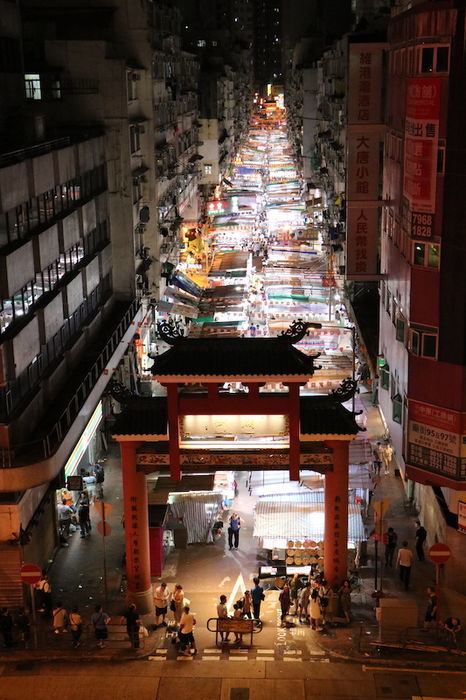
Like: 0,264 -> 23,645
179,604 -> 197,656
382,443 -> 394,475
57,498 -> 73,538
415,520 -> 427,561
424,586 -> 438,627
384,527 -> 398,567
16,608 -> 30,648
69,606 -> 83,648
91,604 -> 110,648
443,617 -> 462,648
93,462 -> 105,500
241,589 -> 252,619
298,581 -> 311,623
81,470 -> 96,500
121,603 -> 141,649
232,603 -> 243,644
372,442 -> 383,477
171,583 -> 185,624
78,500 -> 91,538
154,581 -> 170,627
308,585 -> 323,630
0,607 -> 14,648
396,540 -> 414,590
279,583 -> 291,627
52,601 -> 67,634
289,573 -> 302,615
217,594 -> 230,642
228,513 -> 241,550
35,572 -> 52,614
318,579 -> 331,623
251,577 -> 264,621
338,579 -> 352,623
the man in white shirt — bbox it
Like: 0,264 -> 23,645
154,582 -> 170,627
217,594 -> 230,642
179,605 -> 197,656
57,500 -> 73,538
396,540 -> 414,590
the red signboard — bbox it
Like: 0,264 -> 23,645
20,563 -> 42,585
409,400 -> 461,434
403,78 -> 440,215
428,542 -> 451,564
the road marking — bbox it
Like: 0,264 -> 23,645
362,665 -> 466,675
177,655 -> 193,661
256,657 -> 272,662
154,649 -> 167,655
202,656 -> 220,661
227,656 -> 246,661
219,576 -> 231,588
310,649 -> 325,656
203,648 -> 221,654
257,649 -> 273,654
148,656 -> 166,661
226,572 -> 247,613
283,657 -> 300,662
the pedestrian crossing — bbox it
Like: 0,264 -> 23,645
148,646 -> 329,662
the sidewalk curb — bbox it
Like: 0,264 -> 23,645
0,640 -> 160,665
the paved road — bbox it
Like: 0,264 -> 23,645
0,658 -> 465,700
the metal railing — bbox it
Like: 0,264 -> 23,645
0,276 -> 112,421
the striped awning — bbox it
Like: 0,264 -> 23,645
253,492 -> 365,543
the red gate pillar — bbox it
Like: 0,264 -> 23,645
324,440 -> 350,585
166,383 -> 181,482
120,441 -> 153,614
288,383 -> 301,481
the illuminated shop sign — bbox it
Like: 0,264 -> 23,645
64,401 -> 103,478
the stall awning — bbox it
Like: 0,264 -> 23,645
156,300 -> 198,318
171,270 -> 204,298
253,492 -> 365,543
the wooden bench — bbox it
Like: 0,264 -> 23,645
207,617 -> 263,647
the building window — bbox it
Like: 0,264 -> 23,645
380,363 -> 390,390
419,45 -> 450,74
51,80 -> 61,100
127,72 -> 137,101
396,317 -> 406,343
422,333 -> 437,359
129,124 -> 140,154
197,39 -> 206,47
412,242 -> 440,269
204,164 -> 213,175
392,394 -> 403,424
409,328 -> 438,359
25,73 -> 41,100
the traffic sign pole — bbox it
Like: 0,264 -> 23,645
20,564 -> 42,650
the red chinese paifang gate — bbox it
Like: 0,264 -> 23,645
112,322 -> 360,613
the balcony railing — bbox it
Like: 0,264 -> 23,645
0,274 -> 112,421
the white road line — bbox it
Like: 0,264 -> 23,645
202,656 -> 220,661
148,656 -> 166,661
203,648 -> 221,654
226,572 -> 247,613
257,649 -> 274,654
176,655 -> 193,661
